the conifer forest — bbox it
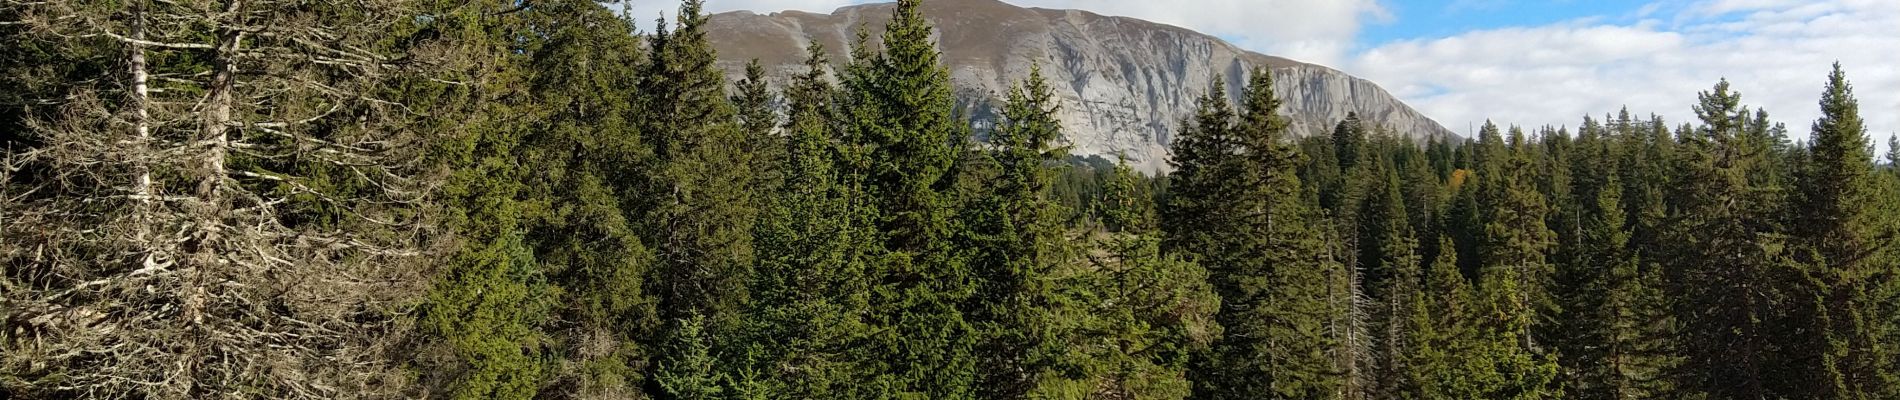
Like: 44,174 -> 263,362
4,0 -> 1900,398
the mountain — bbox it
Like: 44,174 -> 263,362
704,0 -> 1456,172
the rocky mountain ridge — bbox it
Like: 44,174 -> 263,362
705,0 -> 1456,172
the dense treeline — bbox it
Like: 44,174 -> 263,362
2,0 -> 1897,399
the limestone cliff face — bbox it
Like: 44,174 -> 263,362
705,0 -> 1455,172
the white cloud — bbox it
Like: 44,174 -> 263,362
1002,0 -> 1389,66
1347,0 -> 1900,149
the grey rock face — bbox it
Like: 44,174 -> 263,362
705,0 -> 1455,172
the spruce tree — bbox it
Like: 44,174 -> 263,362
638,0 -> 759,339
506,2 -> 658,394
423,231 -> 556,400
966,64 -> 1075,397
734,59 -> 785,196
1412,239 -> 1484,399
1554,172 -> 1683,399
405,4 -> 568,398
655,314 -> 728,400
1167,70 -> 1343,399
1334,112 -> 1369,173
840,0 -> 979,395
744,42 -> 877,398
1470,128 -> 1561,399
1795,64 -> 1898,398
1667,79 -> 1799,399
1070,161 -> 1220,399
1364,165 -> 1426,399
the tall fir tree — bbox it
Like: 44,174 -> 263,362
1061,161 -> 1220,399
1795,64 -> 1899,398
1167,70 -> 1344,399
406,4 -> 564,399
1363,165 -> 1427,399
840,0 -> 979,395
734,59 -> 785,197
965,64 -> 1076,398
504,2 -> 660,395
1667,79 -> 1802,399
1411,239 -> 1485,399
1470,128 -> 1561,399
638,0 -> 759,345
743,42 -> 878,398
654,314 -> 728,400
1554,171 -> 1684,399
1334,112 -> 1369,173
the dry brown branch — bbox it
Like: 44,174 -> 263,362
3,0 -> 434,397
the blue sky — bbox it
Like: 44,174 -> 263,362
1360,0 -> 1658,45
632,0 -> 1900,151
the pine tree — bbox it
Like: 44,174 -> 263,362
734,59 -> 785,196
1608,231 -> 1686,398
1553,122 -> 1609,399
1102,157 -> 1160,234
1795,64 -> 1899,398
655,314 -> 728,400
1364,165 -> 1426,399
1447,122 -> 1509,279
423,231 -> 556,400
397,4 -> 576,398
1411,239 -> 1483,399
1334,112 -> 1369,173
1399,143 -> 1446,260
1168,70 -> 1344,399
1555,172 -> 1684,399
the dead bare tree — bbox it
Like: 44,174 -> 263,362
2,0 -> 437,397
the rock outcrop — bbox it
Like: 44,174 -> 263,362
705,0 -> 1455,172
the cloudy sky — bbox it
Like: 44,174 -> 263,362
627,0 -> 1900,149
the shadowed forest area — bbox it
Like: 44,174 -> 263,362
4,0 -> 1899,399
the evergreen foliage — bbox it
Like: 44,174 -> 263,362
967,64 -> 1075,398
639,0 -> 759,334
7,2 -> 1900,399
743,42 -> 877,399
1795,64 -> 1899,398
840,0 -> 979,395
1166,70 -> 1344,399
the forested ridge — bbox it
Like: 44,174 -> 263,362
3,0 -> 1898,399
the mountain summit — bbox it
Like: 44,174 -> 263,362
705,0 -> 1455,172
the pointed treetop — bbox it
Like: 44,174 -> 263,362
1695,78 -> 1746,134
1813,62 -> 1865,140
1889,135 -> 1898,166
